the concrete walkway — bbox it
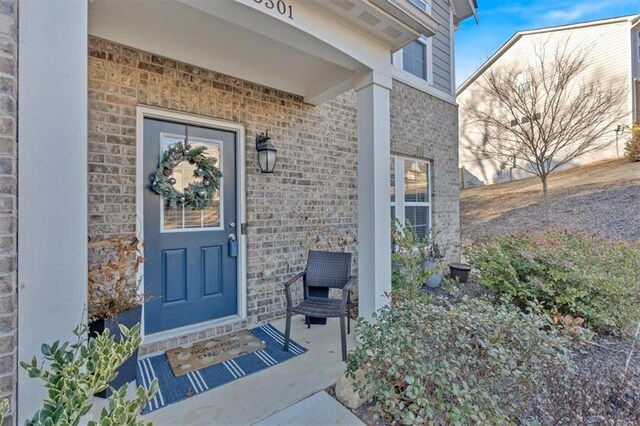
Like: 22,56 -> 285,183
253,391 -> 364,426
138,316 -> 358,425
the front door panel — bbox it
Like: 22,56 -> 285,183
143,118 -> 237,335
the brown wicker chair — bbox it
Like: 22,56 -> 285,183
283,250 -> 356,361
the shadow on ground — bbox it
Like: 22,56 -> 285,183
462,182 -> 640,242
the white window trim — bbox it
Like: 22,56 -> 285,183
391,155 -> 433,236
410,0 -> 432,13
393,35 -> 434,87
392,40 -> 456,105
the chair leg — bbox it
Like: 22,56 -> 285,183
347,292 -> 352,334
284,311 -> 292,352
340,315 -> 347,361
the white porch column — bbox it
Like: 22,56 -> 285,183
18,1 -> 88,421
355,71 -> 393,321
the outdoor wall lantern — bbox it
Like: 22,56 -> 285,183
256,131 -> 277,173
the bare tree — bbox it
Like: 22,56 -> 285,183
464,38 -> 627,217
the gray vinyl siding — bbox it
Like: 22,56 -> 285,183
431,0 -> 451,93
631,30 -> 640,79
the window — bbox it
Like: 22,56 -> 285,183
390,156 -> 432,239
410,0 -> 428,11
161,133 -> 222,232
637,32 -> 640,60
515,71 -> 531,91
403,40 -> 427,80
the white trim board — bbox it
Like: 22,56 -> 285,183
135,106 -> 248,342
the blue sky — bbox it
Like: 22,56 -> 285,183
455,0 -> 640,87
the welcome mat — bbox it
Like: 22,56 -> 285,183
166,330 -> 266,377
137,323 -> 307,414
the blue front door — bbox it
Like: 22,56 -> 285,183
143,118 -> 238,335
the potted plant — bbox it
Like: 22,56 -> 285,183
423,229 -> 446,288
88,237 -> 145,398
448,262 -> 472,283
391,220 -> 430,297
19,323 -> 157,425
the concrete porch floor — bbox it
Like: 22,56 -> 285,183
138,315 -> 357,425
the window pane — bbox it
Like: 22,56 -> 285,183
405,206 -> 430,239
410,0 -> 428,11
402,41 -> 426,80
390,158 -> 395,202
161,135 -> 221,231
404,159 -> 428,203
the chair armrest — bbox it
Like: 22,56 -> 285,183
284,271 -> 306,288
283,271 -> 306,311
340,275 -> 357,311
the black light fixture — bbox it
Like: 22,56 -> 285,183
256,131 -> 277,173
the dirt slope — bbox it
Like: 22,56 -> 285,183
460,159 -> 640,241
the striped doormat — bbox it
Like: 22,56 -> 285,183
136,323 -> 307,414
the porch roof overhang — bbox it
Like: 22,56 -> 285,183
89,0 -> 429,105
451,0 -> 478,25
301,0 -> 439,51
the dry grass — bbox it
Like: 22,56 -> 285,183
461,159 -> 640,242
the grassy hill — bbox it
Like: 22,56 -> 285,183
460,158 -> 640,242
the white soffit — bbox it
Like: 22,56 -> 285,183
301,0 -> 438,51
89,0 -> 358,104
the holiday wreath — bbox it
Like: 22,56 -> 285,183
152,143 -> 222,210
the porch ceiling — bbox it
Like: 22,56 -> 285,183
89,0 -> 398,105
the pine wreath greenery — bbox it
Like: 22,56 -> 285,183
152,143 -> 222,210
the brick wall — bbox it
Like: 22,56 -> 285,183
0,0 -> 17,422
87,38 -> 461,355
87,37 -> 359,354
390,80 -> 461,261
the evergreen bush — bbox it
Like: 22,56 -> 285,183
467,230 -> 640,334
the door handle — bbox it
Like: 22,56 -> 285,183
228,234 -> 238,258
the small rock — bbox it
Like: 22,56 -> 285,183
335,369 -> 369,409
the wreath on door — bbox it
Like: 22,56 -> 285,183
152,142 -> 222,210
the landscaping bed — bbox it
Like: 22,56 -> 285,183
332,227 -> 640,425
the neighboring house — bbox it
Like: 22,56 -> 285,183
457,15 -> 640,187
0,0 -> 476,422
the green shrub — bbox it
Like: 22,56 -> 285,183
467,230 -> 640,334
20,323 -> 157,426
391,221 -> 445,298
346,296 -> 569,425
624,122 -> 640,162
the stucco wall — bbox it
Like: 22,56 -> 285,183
390,80 -> 460,261
88,37 -> 461,355
0,0 -> 17,422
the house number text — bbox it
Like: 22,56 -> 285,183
253,0 -> 293,19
